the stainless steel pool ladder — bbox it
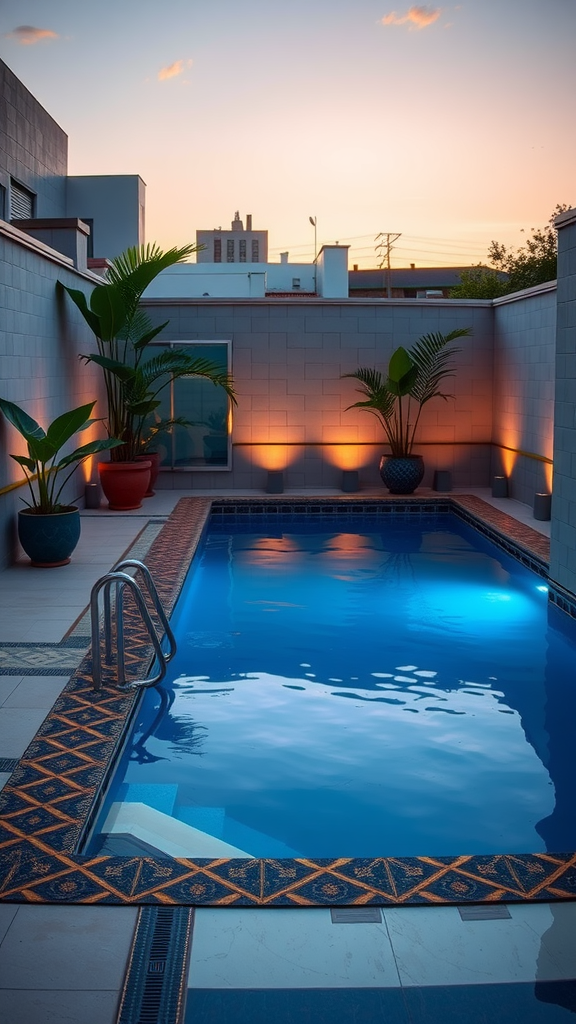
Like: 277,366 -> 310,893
90,559 -> 177,692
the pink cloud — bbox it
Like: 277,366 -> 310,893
6,25 -> 59,45
158,59 -> 193,82
381,6 -> 442,29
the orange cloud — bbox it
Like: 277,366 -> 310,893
158,59 -> 192,81
381,6 -> 441,29
6,25 -> 59,45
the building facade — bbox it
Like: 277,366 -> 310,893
196,211 -> 268,264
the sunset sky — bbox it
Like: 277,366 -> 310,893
1,0 -> 574,268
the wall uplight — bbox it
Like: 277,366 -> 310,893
266,470 -> 284,494
533,492 -> 552,521
341,469 -> 359,493
491,476 -> 508,498
433,470 -> 452,492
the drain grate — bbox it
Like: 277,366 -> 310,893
117,906 -> 193,1024
458,904 -> 512,921
331,907 -> 383,923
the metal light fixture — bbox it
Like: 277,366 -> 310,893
491,476 -> 508,498
266,470 -> 284,494
533,492 -> 551,521
341,469 -> 359,493
433,470 -> 452,492
309,216 -> 317,260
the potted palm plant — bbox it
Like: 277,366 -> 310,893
342,328 -> 471,494
60,243 -> 236,509
0,399 -> 122,565
137,415 -> 193,495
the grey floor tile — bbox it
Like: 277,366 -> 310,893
3,676 -> 69,708
0,707 -> 50,757
0,905 -> 138,990
0,678 -> 22,704
0,989 -> 121,1024
0,904 -> 19,944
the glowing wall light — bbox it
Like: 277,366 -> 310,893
544,461 -> 553,492
323,444 -> 361,471
250,445 -> 302,471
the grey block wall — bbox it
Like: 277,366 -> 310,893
0,59 -> 67,219
549,209 -> 576,596
0,227 -> 102,568
491,284 -> 556,505
140,298 -> 494,492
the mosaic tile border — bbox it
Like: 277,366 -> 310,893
0,495 -> 574,909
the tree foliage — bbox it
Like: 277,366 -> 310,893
450,204 -> 571,298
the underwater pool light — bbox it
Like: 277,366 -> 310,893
536,585 -> 549,593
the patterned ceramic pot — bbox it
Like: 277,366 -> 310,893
379,455 -> 425,495
18,506 -> 81,567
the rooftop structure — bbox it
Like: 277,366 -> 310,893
196,210 -> 268,264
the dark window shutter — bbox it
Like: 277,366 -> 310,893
10,180 -> 35,220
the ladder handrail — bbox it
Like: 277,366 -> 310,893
111,558 -> 177,663
89,563 -> 176,692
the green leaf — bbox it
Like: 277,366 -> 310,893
10,454 -> 36,472
26,436 -> 58,463
59,285 -> 102,337
127,400 -> 160,416
388,347 -> 414,384
132,321 -> 170,350
45,403 -> 97,452
55,438 -> 124,469
86,353 -> 137,382
89,284 -> 128,341
0,398 -> 46,443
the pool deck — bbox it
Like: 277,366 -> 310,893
1,487 -> 575,1024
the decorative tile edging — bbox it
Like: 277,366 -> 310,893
0,495 -> 574,909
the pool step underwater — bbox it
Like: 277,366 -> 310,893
102,802 -> 252,858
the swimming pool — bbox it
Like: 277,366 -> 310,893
87,511 -> 576,863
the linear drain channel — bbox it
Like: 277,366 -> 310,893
117,907 -> 193,1024
458,904 -> 512,921
331,908 -> 383,923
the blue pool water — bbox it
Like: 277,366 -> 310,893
89,514 -> 576,859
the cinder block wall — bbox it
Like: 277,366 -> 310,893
549,209 -> 576,596
0,59 -> 67,218
491,284 -> 556,506
0,228 -> 102,568
140,298 -> 494,492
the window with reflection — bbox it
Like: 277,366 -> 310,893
142,341 -> 232,470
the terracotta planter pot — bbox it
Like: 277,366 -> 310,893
379,455 -> 425,495
98,460 -> 151,511
137,451 -> 161,496
18,506 -> 81,567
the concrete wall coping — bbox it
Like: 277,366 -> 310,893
141,295 -> 494,308
492,280 -> 557,306
0,218 -> 102,283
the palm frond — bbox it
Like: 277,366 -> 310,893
409,328 -> 470,406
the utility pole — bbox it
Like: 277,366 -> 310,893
375,232 -> 402,298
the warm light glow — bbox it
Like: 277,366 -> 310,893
250,445 -> 301,470
82,455 -> 96,483
324,444 -> 362,471
544,462 -> 553,492
500,448 -> 517,477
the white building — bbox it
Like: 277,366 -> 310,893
196,211 -> 268,264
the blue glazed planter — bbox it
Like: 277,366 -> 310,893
379,455 -> 425,495
18,506 -> 81,567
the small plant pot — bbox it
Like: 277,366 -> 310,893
137,451 -> 161,496
18,506 -> 81,567
379,455 -> 425,495
98,461 -> 151,510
